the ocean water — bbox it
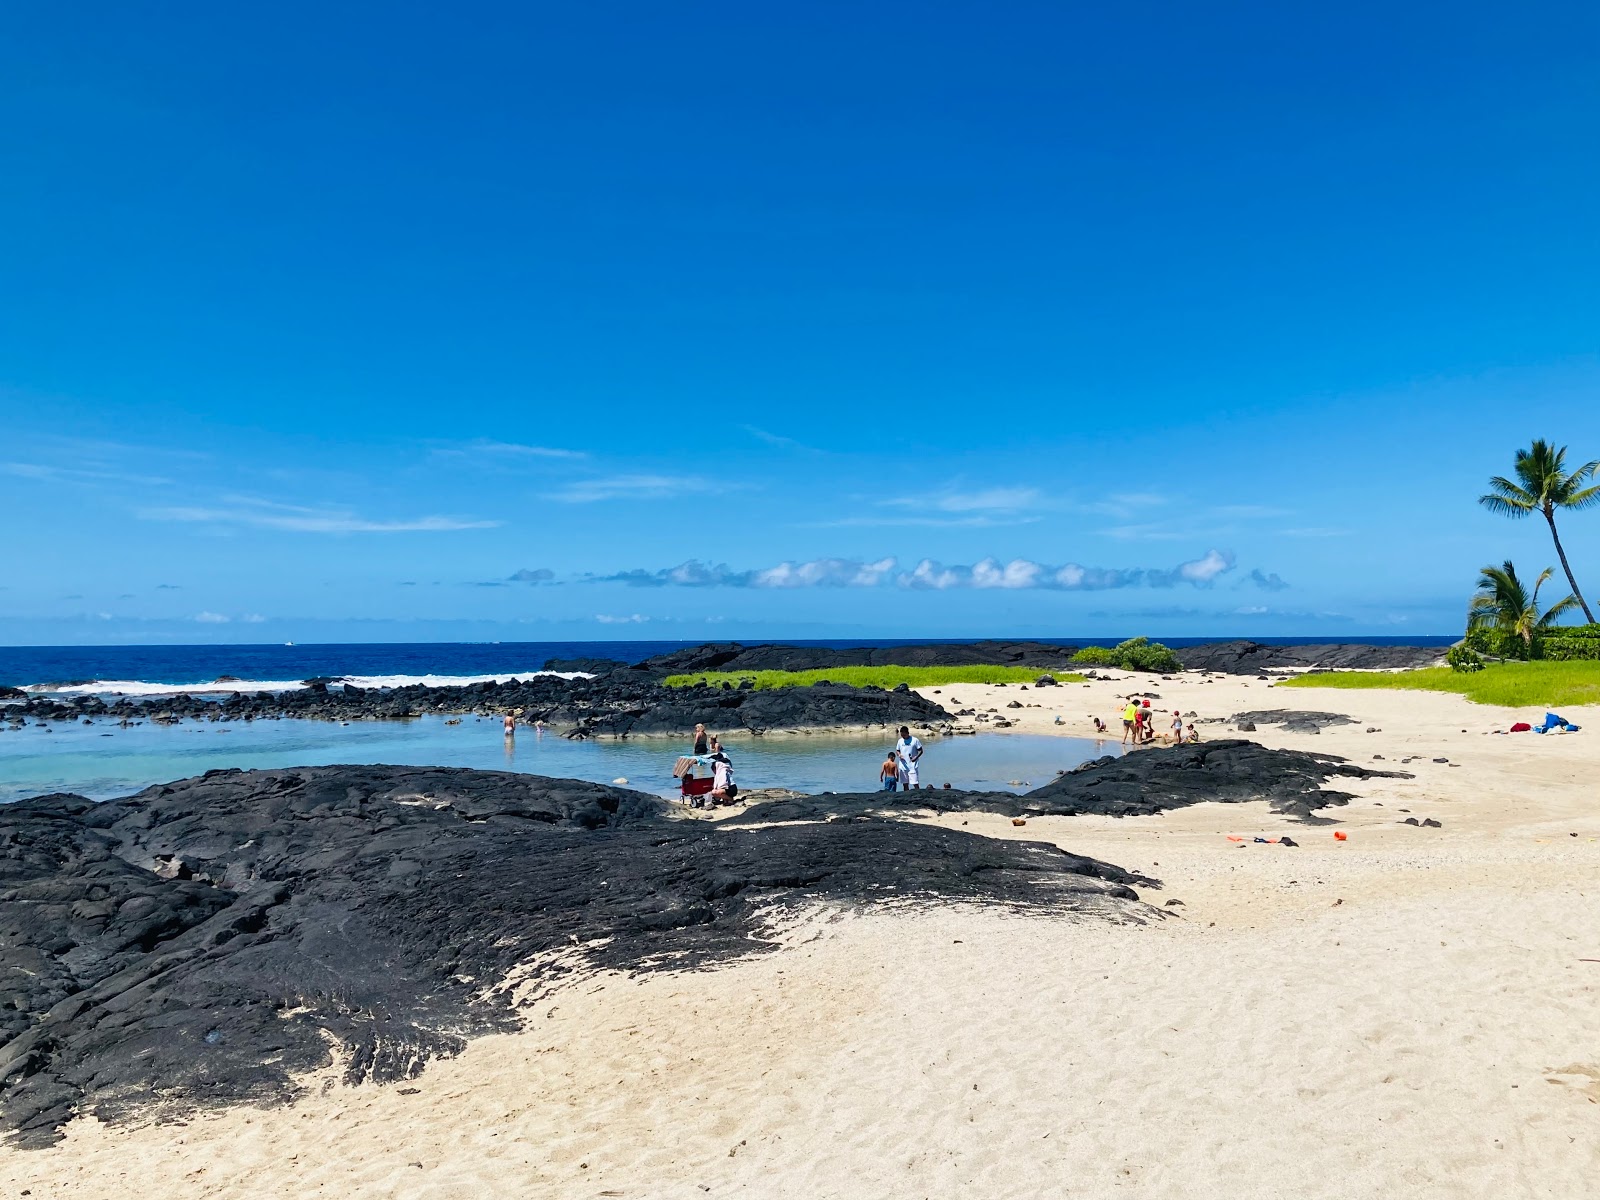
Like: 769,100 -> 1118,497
0,716 -> 1117,804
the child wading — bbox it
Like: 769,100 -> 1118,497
880,753 -> 900,791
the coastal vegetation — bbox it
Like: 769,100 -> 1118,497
1478,440 -> 1599,623
662,665 -> 1081,690
1278,660 -> 1600,708
1070,636 -> 1184,674
1465,561 -> 1580,657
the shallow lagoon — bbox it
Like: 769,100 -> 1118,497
0,713 -> 1119,803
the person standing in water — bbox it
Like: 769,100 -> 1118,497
880,752 -> 900,791
692,723 -> 710,755
895,725 -> 923,790
503,713 -> 516,738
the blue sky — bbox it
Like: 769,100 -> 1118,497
3,1 -> 1599,645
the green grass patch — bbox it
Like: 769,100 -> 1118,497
1277,660 -> 1600,708
663,665 -> 1084,691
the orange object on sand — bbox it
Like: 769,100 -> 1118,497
1333,831 -> 1348,841
1226,835 -> 1244,842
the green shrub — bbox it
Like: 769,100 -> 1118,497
1446,645 -> 1485,673
1462,627 -> 1540,659
1069,645 -> 1117,666
1543,636 -> 1600,662
1070,636 -> 1184,674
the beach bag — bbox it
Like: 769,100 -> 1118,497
1509,722 -> 1531,733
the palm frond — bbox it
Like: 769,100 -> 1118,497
1542,593 -> 1583,625
1479,476 -> 1535,516
1561,482 -> 1600,512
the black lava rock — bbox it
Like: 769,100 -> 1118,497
0,765 -> 1151,1146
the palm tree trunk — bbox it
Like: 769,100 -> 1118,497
1545,508 -> 1596,624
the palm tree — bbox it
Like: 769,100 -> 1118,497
1467,561 -> 1580,654
1479,440 -> 1600,623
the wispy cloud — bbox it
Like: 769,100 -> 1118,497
547,474 -> 728,503
884,487 -> 1043,514
595,549 -> 1250,592
508,568 -> 556,583
1211,504 -> 1293,519
141,495 -> 498,533
194,611 -> 230,624
742,425 -> 822,453
595,613 -> 649,624
3,461 -> 174,487
810,514 -> 1040,529
1282,527 -> 1351,538
436,439 -> 587,461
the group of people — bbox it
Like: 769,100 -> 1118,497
688,723 -> 738,805
878,726 -> 924,790
1120,697 -> 1199,747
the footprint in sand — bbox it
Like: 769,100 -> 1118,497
1544,1063 -> 1600,1102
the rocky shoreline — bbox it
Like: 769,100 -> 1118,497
0,640 -> 1444,736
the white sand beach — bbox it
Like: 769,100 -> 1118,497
5,673 -> 1598,1199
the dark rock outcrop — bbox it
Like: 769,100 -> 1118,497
4,674 -> 950,739
0,765 -> 1150,1146
1177,641 -> 1443,675
1228,710 -> 1358,734
728,740 -> 1409,826
540,656 -> 630,674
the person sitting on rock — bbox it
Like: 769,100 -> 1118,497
880,753 -> 900,791
707,736 -> 738,804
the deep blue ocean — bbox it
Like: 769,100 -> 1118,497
0,636 -> 1456,690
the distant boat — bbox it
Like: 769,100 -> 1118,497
284,642 -> 295,646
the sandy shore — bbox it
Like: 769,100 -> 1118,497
5,671 -> 1597,1198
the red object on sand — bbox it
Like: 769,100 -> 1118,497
1510,722 -> 1531,733
1333,831 -> 1348,841
680,775 -> 714,798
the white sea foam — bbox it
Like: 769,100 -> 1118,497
24,671 -> 593,698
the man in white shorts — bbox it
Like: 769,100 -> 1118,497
895,725 -> 923,790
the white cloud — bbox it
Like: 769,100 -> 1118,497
241,613 -> 267,623
195,611 -> 230,624
752,557 -> 898,588
970,557 -> 1045,589
595,613 -> 649,624
1177,549 -> 1234,584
